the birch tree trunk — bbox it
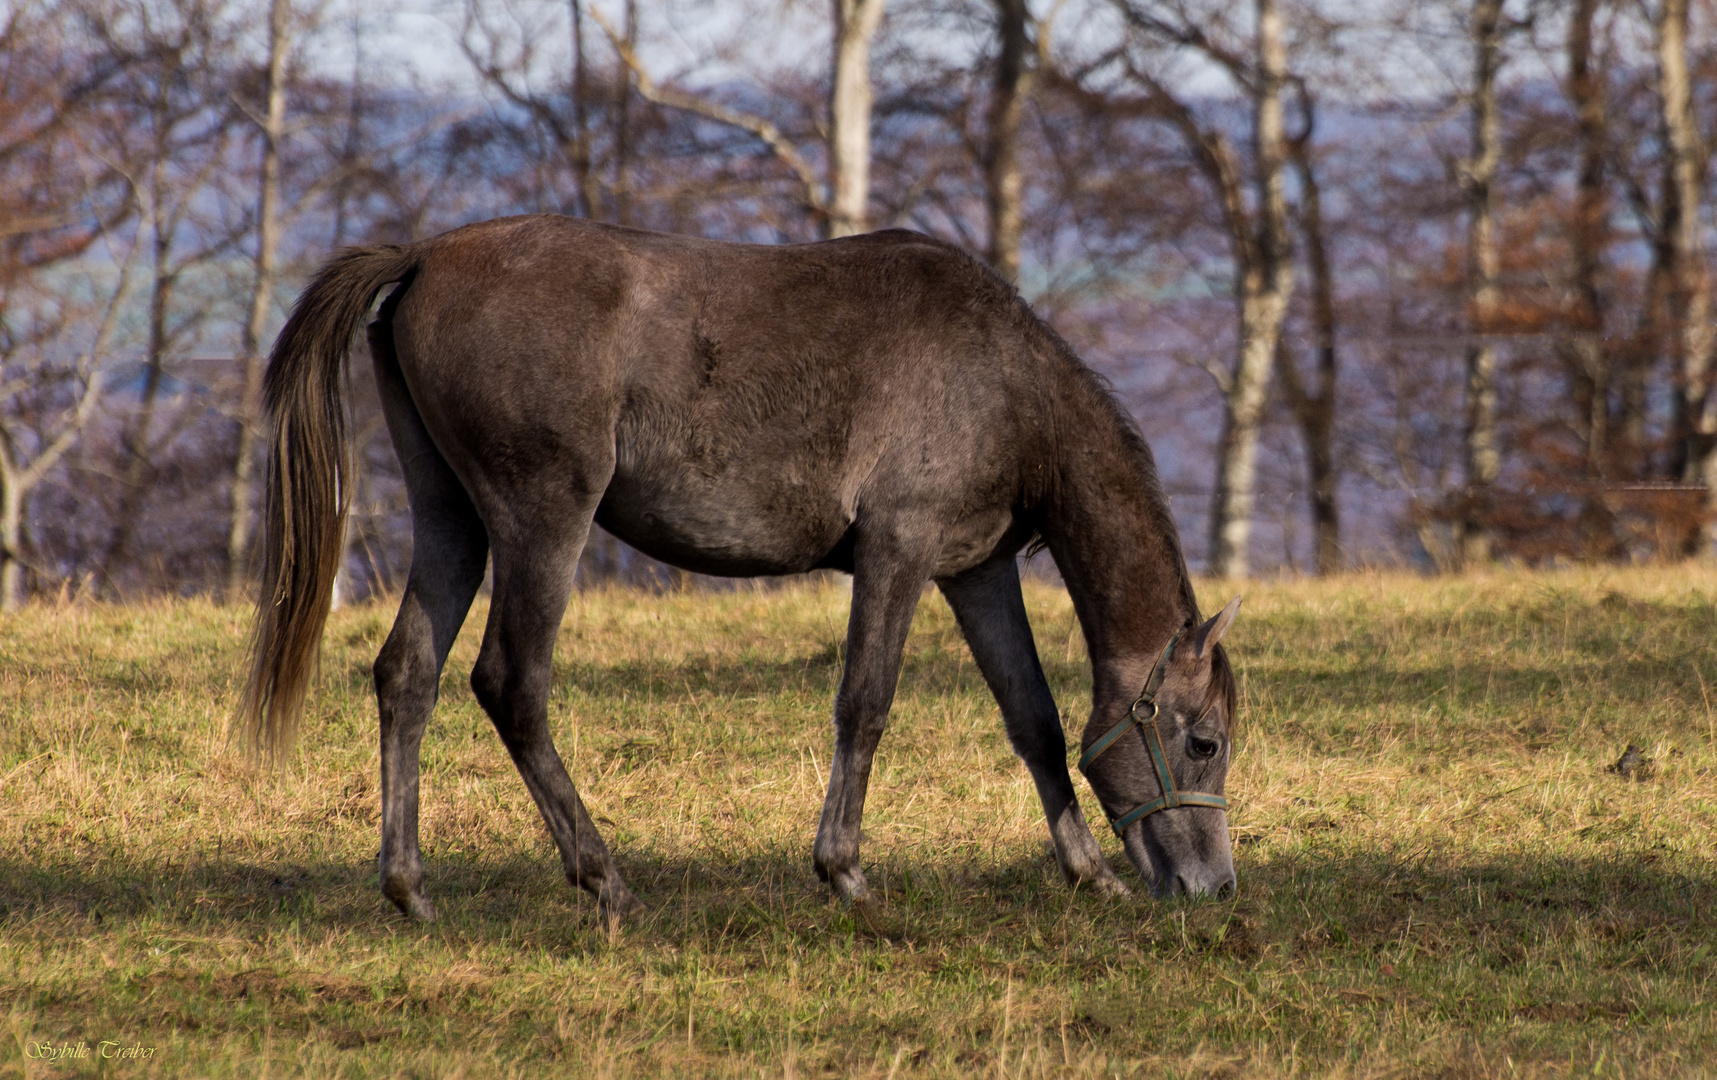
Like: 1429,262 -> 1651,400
828,0 -> 886,238
1208,0 -> 1292,580
1458,0 -> 1503,569
984,0 -> 1031,282
1655,0 -> 1717,554
1,359 -> 115,610
330,479 -> 357,609
226,0 -> 291,600
0,463 -> 23,609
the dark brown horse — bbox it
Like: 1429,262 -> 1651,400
241,215 -> 1241,924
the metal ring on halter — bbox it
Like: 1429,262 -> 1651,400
1076,629 -> 1229,835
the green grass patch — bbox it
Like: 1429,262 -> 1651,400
2,568 -> 1714,1077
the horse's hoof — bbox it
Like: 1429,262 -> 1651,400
382,874 -> 436,922
1086,874 -> 1132,898
826,868 -> 873,905
388,890 -> 437,922
599,886 -> 645,928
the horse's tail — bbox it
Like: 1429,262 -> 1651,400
239,244 -> 421,761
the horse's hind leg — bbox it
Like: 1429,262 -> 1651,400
938,557 -> 1128,896
470,501 -> 642,924
370,322 -> 490,922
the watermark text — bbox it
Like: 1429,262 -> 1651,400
23,1039 -> 160,1062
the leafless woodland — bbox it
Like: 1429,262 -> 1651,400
4,0 -> 1717,609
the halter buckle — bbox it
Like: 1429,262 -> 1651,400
1077,628 -> 1229,834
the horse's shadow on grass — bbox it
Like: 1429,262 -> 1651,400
3,839 -> 1711,965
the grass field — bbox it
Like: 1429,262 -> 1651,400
2,568 -> 1715,1078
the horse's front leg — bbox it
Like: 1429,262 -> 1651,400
939,557 -> 1128,896
813,533 -> 935,903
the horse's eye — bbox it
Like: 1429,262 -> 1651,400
1187,734 -> 1221,760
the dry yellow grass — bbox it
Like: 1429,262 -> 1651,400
1,567 -> 1714,1077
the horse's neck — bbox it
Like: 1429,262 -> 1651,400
1040,399 -> 1196,710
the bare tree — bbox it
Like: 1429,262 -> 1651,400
829,0 -> 888,236
226,0 -> 291,599
1454,0 -> 1499,567
983,0 -> 1035,280
1275,79 -> 1339,574
1559,0 -> 1620,554
90,0 -> 245,590
0,0 -> 134,608
596,0 -> 887,238
460,0 -> 609,218
0,258 -> 135,609
610,0 -> 637,224
1653,0 -> 1716,553
1086,0 -> 1294,579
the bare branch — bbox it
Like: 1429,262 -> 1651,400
1109,0 -> 1256,94
590,6 -> 827,216
1172,349 -> 1235,395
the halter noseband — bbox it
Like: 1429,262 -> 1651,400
1076,629 -> 1229,834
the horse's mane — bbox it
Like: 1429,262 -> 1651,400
1023,309 -> 1202,620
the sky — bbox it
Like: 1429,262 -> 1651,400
306,0 -> 835,94
308,0 -> 1587,109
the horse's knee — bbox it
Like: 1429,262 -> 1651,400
1004,708 -> 1066,762
833,694 -> 890,744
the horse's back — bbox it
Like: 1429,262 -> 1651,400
387,216 -> 1060,577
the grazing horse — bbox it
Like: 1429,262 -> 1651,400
241,215 -> 1241,924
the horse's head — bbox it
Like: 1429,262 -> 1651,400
1081,596 -> 1240,899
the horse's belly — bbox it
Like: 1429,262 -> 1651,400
595,472 -> 850,577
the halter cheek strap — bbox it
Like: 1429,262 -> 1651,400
1076,630 -> 1229,835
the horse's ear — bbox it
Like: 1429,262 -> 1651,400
1189,596 -> 1242,660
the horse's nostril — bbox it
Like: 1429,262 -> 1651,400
1173,872 -> 1235,900
1188,734 -> 1220,759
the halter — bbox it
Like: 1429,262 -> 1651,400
1076,629 -> 1229,834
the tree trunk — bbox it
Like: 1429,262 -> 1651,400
1458,0 -> 1503,569
1655,0 -> 1717,554
984,0 -> 1031,282
101,153 -> 174,591
1209,0 -> 1292,580
331,502 -> 355,611
1212,294 -> 1287,579
1,464 -> 22,611
611,0 -> 637,226
1629,244 -> 1668,469
570,0 -> 600,219
828,0 -> 886,238
1565,0 -> 1618,557
226,0 -> 291,601
331,7 -> 363,247
1279,120 -> 1340,576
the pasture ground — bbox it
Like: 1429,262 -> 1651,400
1,568 -> 1714,1078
